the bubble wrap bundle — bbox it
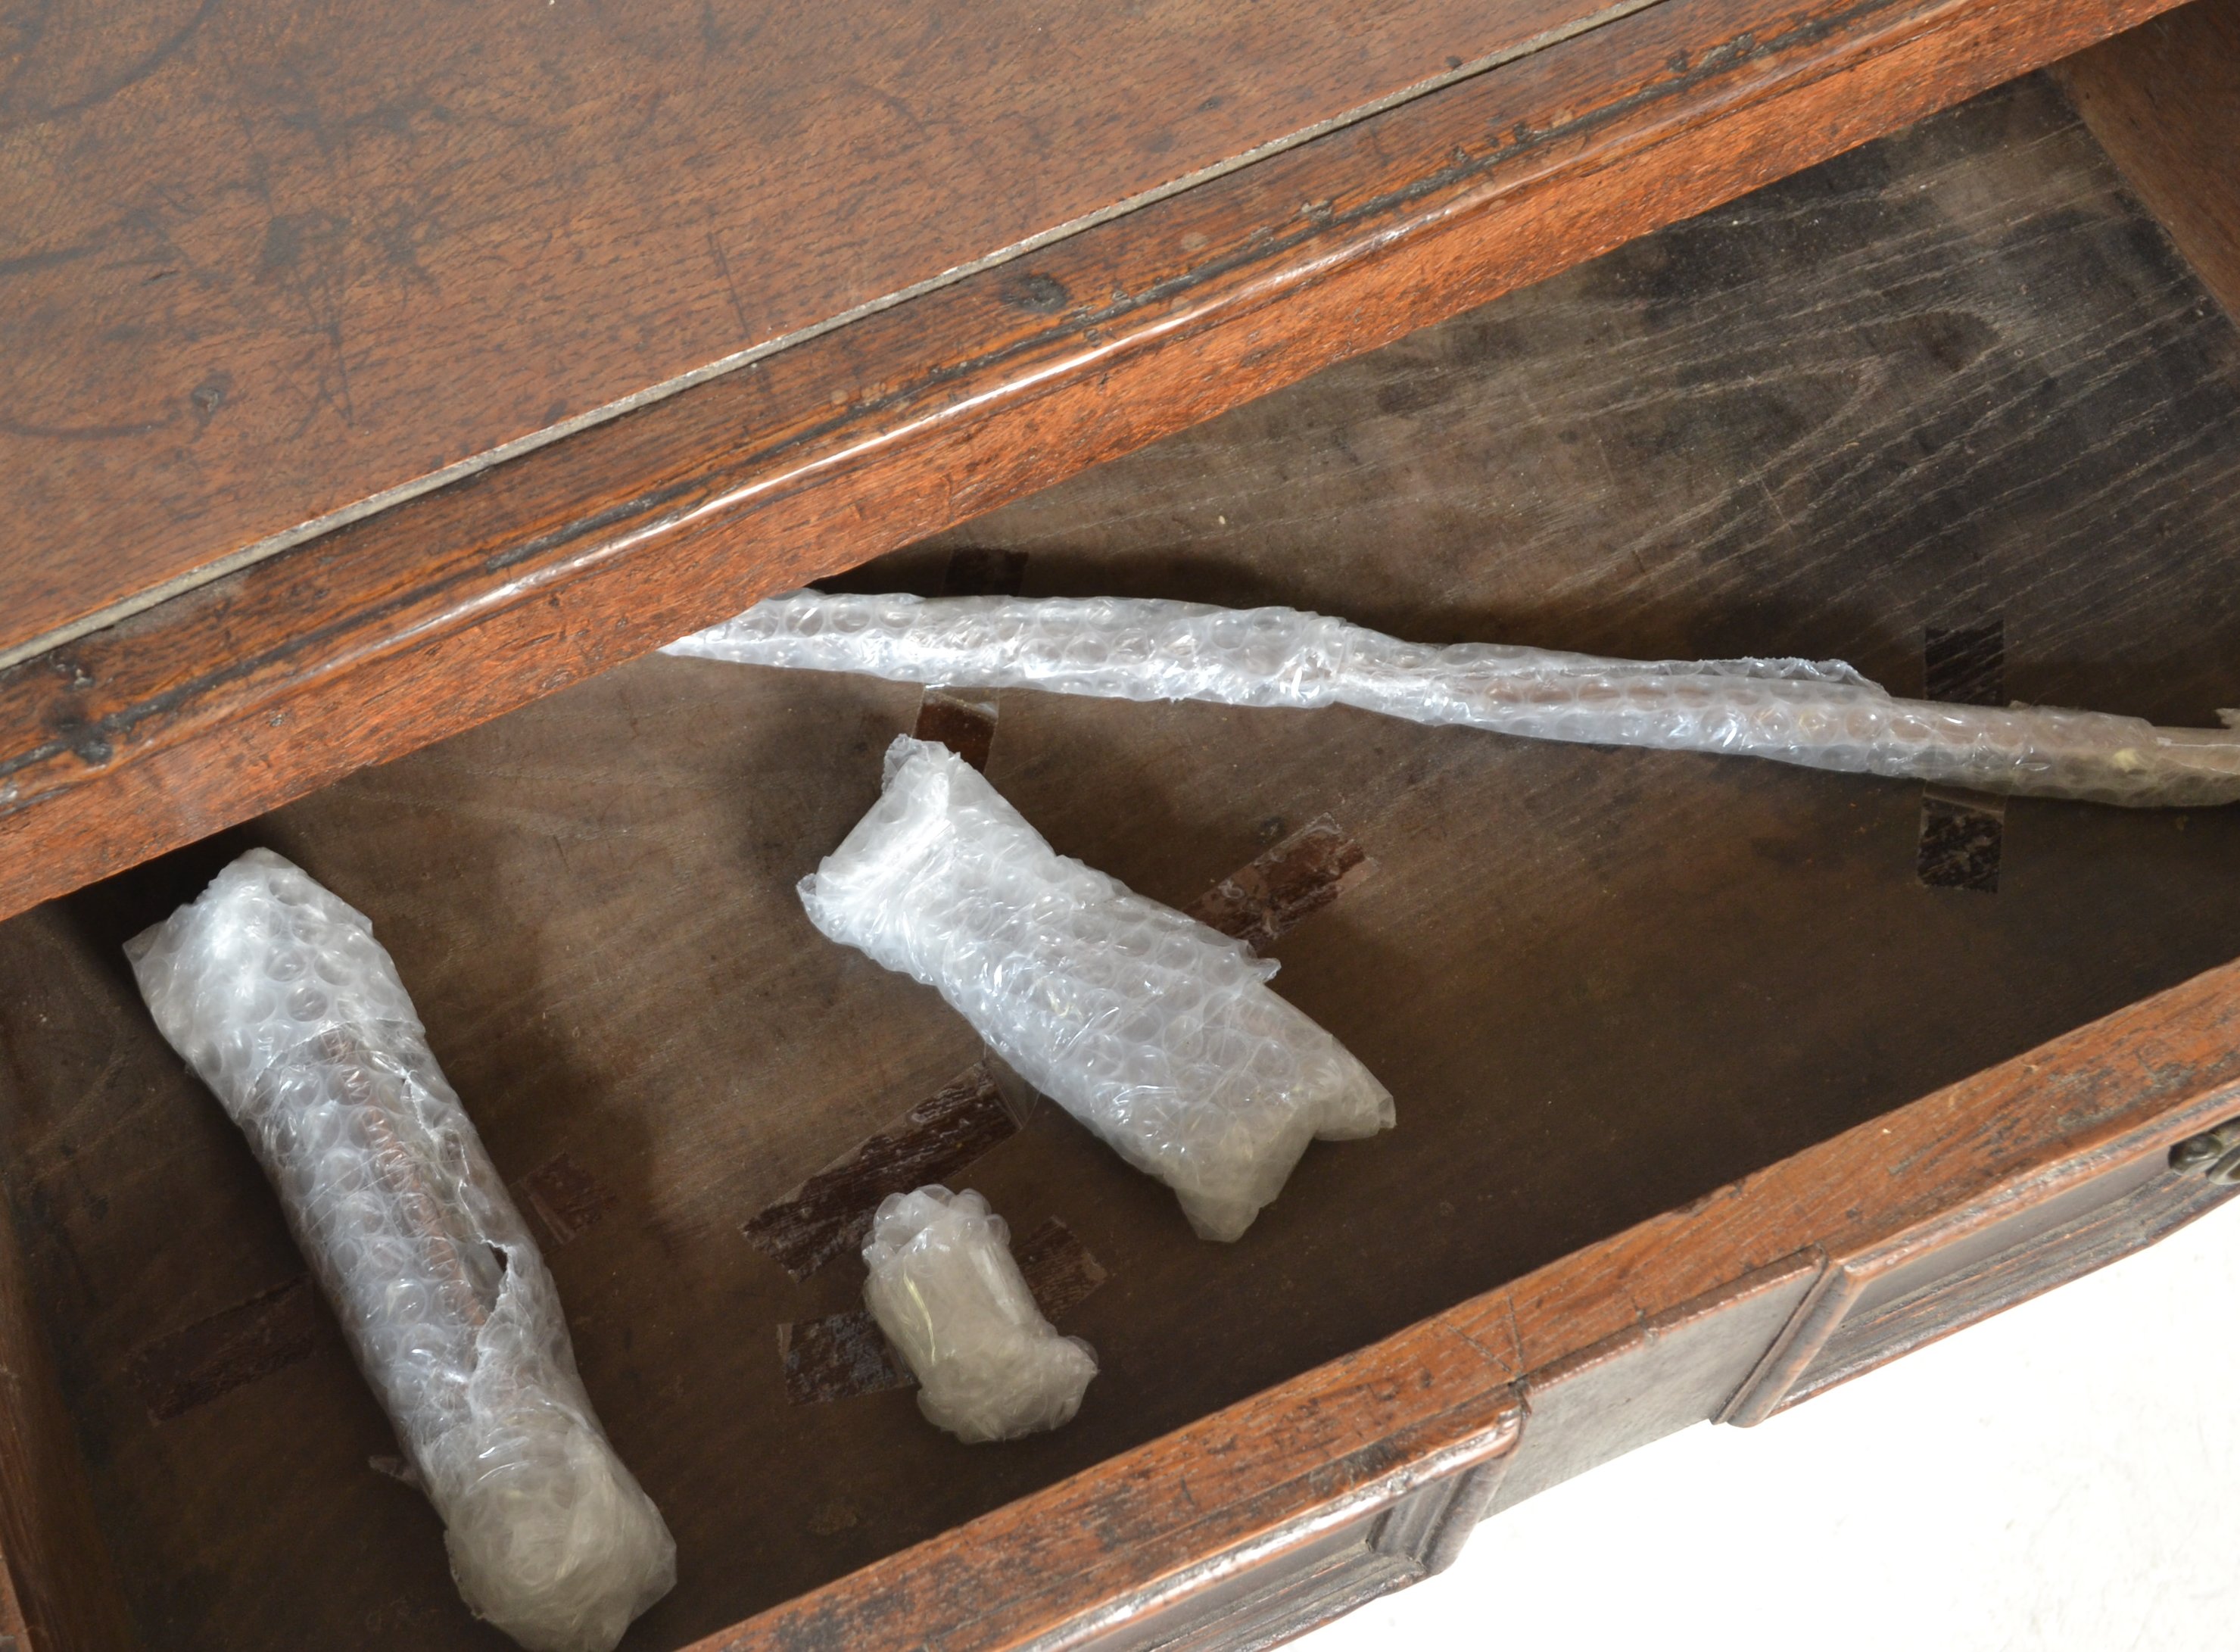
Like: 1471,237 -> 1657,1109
126,850 -> 674,1652
801,737 -> 1394,1240
861,1186 -> 1097,1442
668,591 -> 2240,807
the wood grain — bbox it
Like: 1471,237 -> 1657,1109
1782,1169 -> 2240,1410
0,0 -> 2195,925
1487,1257 -> 1819,1513
124,1277 -> 318,1425
685,1325 -> 1522,1652
706,869 -> 2240,1650
0,0 -> 1643,665
2058,0 -> 2240,321
0,1174 -> 134,1651
2,79 -> 2238,1649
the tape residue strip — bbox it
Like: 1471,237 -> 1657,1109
1188,815 -> 1374,951
745,1063 -> 1023,1280
778,1217 -> 1109,1404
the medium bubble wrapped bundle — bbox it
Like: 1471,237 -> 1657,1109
668,591 -> 2240,807
800,737 -> 1394,1240
861,1186 -> 1096,1442
126,849 -> 674,1652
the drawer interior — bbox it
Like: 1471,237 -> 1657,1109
3,69 -> 2238,1652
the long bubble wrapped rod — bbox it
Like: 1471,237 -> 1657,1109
127,850 -> 675,1652
802,737 -> 1394,1241
861,1186 -> 1097,1442
667,591 -> 2240,807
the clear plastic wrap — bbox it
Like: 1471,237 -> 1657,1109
126,850 -> 674,1652
799,737 -> 1394,1241
860,1186 -> 1096,1442
668,591 -> 2240,807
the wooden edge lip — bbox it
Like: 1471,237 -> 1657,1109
710,930 -> 2240,1652
1398,1452 -> 1516,1576
1721,1069 -> 2240,1425
1016,1400 -> 1522,1652
1524,1250 -> 1824,1400
1717,1253 -> 1858,1426
684,1344 -> 1520,1652
1838,1071 -> 2240,1278
0,0 -> 2193,924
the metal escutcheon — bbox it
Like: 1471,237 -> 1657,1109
2169,1118 -> 2240,1185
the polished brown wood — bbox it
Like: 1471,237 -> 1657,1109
0,0 -> 1634,665
2058,0 -> 2240,322
0,0 -> 2194,926
2,64 -> 2238,1652
712,940 -> 2240,1652
685,1330 -> 1522,1652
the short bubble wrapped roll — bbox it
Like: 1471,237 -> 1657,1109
668,591 -> 2240,808
861,1186 -> 1096,1442
800,737 -> 1394,1240
126,849 -> 674,1652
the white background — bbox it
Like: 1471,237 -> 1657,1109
1297,1201 -> 2240,1652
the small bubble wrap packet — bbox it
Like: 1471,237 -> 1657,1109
800,737 -> 1394,1241
126,849 -> 674,1652
668,591 -> 2240,807
861,1186 -> 1096,1442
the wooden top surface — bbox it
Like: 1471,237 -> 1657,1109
0,0 -> 1618,665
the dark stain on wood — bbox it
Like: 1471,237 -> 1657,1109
1016,1218 -> 1111,1320
1001,273 -> 1073,316
1924,619 -> 2007,706
1187,817 -> 1373,951
1917,614 -> 2007,699
939,549 -> 1032,601
1918,789 -> 2006,893
778,1312 -> 915,1406
744,1065 -> 1020,1280
126,1278 -> 318,1423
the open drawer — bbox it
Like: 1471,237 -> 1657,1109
3,17 -> 2240,1652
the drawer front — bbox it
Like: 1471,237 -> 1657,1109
1049,1460 -> 1506,1652
1725,1127 -> 2240,1423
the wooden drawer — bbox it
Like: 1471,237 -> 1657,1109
3,5 -> 2239,1651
